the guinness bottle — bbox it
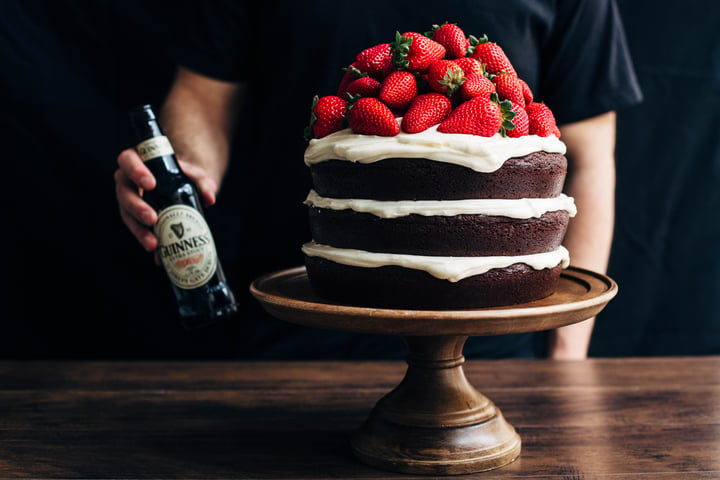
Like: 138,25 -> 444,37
129,104 -> 238,328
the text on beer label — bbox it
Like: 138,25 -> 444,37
136,136 -> 175,161
154,205 -> 218,289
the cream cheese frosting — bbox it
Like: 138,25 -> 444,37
302,242 -> 570,282
305,190 -> 576,219
304,122 -> 567,173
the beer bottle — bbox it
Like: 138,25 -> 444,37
128,104 -> 238,328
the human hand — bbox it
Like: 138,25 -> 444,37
114,148 -> 218,252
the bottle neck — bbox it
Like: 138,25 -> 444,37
129,104 -> 162,138
146,154 -> 182,175
134,130 -> 181,174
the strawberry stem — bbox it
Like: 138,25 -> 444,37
303,95 -> 320,141
390,31 -> 412,71
467,34 -> 489,56
491,93 -> 517,137
342,64 -> 367,78
425,22 -> 449,38
439,66 -> 466,96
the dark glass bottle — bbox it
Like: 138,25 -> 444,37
128,104 -> 238,328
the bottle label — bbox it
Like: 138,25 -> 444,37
154,205 -> 218,290
136,136 -> 175,161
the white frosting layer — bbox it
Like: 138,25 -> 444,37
304,123 -> 567,173
302,242 -> 570,282
305,190 -> 576,219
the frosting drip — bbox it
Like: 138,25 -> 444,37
302,242 -> 570,282
305,190 -> 576,219
304,123 -> 567,173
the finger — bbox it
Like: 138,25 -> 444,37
117,148 -> 156,191
119,208 -> 158,252
178,161 -> 218,206
114,169 -> 157,227
195,178 -> 217,206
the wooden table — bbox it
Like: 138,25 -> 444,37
1,357 -> 718,478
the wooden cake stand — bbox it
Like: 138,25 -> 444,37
250,266 -> 617,475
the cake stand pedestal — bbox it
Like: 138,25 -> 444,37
250,266 -> 617,475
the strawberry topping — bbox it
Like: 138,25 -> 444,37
307,23 -> 560,140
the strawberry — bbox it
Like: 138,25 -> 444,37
438,97 -> 501,137
427,22 -> 469,59
426,59 -> 465,96
452,56 -> 484,76
337,65 -> 366,97
390,31 -> 446,73
456,72 -> 495,102
518,78 -> 534,105
469,34 -> 516,75
438,93 -> 515,137
401,92 -> 453,133
379,70 -> 418,110
525,102 -> 560,137
347,97 -> 400,136
344,76 -> 381,99
354,43 -> 393,79
506,102 -> 529,138
493,72 -> 525,107
304,95 -> 347,140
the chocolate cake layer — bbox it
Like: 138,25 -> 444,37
308,208 -> 570,256
310,152 -> 567,200
305,257 -> 562,309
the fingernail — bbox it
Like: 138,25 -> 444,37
142,210 -> 156,225
144,234 -> 158,252
197,180 -> 216,203
140,176 -> 154,190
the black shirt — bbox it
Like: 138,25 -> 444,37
1,0 -> 642,359
174,0 -> 642,359
1,0 -> 188,358
590,1 -> 720,356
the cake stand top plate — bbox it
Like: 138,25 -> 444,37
250,266 -> 617,337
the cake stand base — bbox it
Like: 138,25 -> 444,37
351,335 -> 520,475
250,266 -> 617,475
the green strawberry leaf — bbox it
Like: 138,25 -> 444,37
390,31 -> 413,71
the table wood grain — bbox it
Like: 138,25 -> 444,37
0,357 -> 718,479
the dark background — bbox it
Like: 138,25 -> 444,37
4,0 -> 711,359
